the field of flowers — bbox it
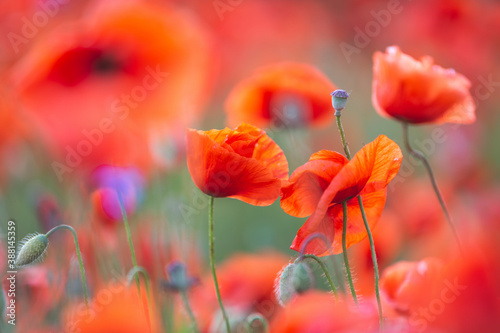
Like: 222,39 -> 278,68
1,0 -> 500,332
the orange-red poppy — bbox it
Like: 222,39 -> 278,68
281,135 -> 402,256
12,0 -> 211,174
380,258 -> 444,313
190,252 -> 289,332
269,290 -> 379,332
66,282 -> 159,333
225,63 -> 336,129
372,46 -> 475,124
186,123 -> 288,206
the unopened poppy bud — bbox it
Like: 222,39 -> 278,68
15,233 -> 49,267
275,261 -> 314,305
292,261 -> 314,293
163,261 -> 198,291
331,89 -> 350,115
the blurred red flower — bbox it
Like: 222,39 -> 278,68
270,291 -> 379,332
281,135 -> 402,255
380,258 -> 444,313
190,252 -> 289,332
372,46 -> 475,124
67,282 -> 158,333
380,250 -> 500,332
225,63 -> 336,129
13,0 -> 211,175
186,123 -> 288,206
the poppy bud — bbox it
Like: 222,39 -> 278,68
331,89 -> 350,115
292,261 -> 314,293
275,261 -> 314,305
15,233 -> 49,267
163,261 -> 198,291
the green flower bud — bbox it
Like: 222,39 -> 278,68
275,261 -> 315,306
15,233 -> 49,267
292,262 -> 314,293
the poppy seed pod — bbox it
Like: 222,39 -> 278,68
15,233 -> 49,267
331,89 -> 350,115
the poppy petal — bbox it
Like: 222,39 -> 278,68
225,63 -> 336,129
372,46 -> 475,124
281,151 -> 348,217
310,135 -> 401,226
360,135 -> 403,194
236,123 -> 289,180
290,189 -> 387,256
186,129 -> 282,206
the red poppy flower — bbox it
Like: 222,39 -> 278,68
186,123 -> 288,206
13,1 -> 211,174
67,283 -> 159,333
270,291 -> 379,332
225,63 -> 336,129
190,252 -> 289,331
372,46 -> 475,124
380,258 -> 444,313
281,135 -> 402,256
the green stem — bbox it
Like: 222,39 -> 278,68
402,122 -> 464,255
301,254 -> 338,301
126,266 -> 153,326
46,225 -> 89,311
208,197 -> 231,333
335,114 -> 383,329
118,198 -> 141,294
358,196 -> 384,329
336,115 -> 352,159
342,201 -> 358,305
180,290 -> 200,333
332,255 -> 347,295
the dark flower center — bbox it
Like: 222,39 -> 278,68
47,47 -> 124,87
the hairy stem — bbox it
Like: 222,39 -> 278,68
301,254 -> 338,301
46,224 -> 89,311
342,201 -> 358,305
209,197 -> 231,333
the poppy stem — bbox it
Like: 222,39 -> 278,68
299,233 -> 339,300
358,196 -> 384,330
342,201 -> 358,305
208,196 -> 231,333
180,289 -> 200,333
127,266 -> 154,332
301,254 -> 338,301
335,114 -> 384,329
336,115 -> 352,159
401,122 -> 464,255
332,255 -> 347,295
118,199 -> 141,295
46,224 -> 89,311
